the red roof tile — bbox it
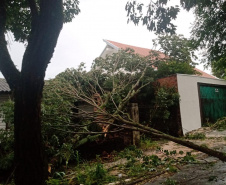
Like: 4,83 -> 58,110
106,40 -> 216,79
194,68 -> 216,79
106,40 -> 165,58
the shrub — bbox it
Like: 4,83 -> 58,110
140,135 -> 159,150
211,117 -> 226,131
0,128 -> 14,181
75,162 -> 116,185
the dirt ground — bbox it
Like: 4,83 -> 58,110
143,128 -> 226,185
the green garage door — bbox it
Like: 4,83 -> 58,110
199,85 -> 226,124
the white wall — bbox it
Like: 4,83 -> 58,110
177,74 -> 226,134
99,45 -> 118,58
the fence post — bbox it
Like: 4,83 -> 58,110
130,103 -> 140,146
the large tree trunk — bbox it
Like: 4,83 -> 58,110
14,77 -> 47,184
0,1 -> 64,184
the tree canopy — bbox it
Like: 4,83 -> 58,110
212,56 -> 226,79
153,34 -> 197,65
153,34 -> 197,78
126,0 -> 226,68
5,0 -> 80,42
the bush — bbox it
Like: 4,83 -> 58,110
140,135 -> 159,150
152,86 -> 180,120
0,128 -> 14,181
75,161 -> 116,185
211,117 -> 226,131
0,100 -> 14,128
150,86 -> 181,136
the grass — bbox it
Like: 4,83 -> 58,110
46,138 -> 197,185
118,145 -> 143,159
185,133 -> 206,140
47,161 -> 118,185
140,136 -> 159,150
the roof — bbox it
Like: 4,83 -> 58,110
0,79 -> 11,92
194,68 -> 216,79
105,40 -> 165,58
104,40 -> 216,79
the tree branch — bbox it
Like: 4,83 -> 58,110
51,127 -> 124,135
57,61 -> 226,162
110,112 -> 226,162
0,0 -> 20,89
21,0 -> 63,79
116,64 -> 149,113
28,0 -> 39,22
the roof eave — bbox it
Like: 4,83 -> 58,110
103,39 -> 120,51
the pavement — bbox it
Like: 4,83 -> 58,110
144,129 -> 226,185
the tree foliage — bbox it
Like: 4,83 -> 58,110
54,50 -> 226,163
153,34 -> 197,78
5,0 -> 80,42
190,0 -> 226,63
212,56 -> 226,79
156,61 -> 196,78
126,0 -> 226,68
58,49 -> 157,116
154,34 -> 197,65
125,0 -> 180,34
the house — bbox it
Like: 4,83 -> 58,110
100,39 -> 216,79
100,40 -> 226,135
0,78 -> 11,129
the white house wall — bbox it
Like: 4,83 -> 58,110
177,74 -> 226,134
100,45 -> 118,58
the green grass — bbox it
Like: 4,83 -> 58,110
140,136 -> 159,150
185,133 -> 206,140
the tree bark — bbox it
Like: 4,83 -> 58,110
0,1 -> 64,184
14,78 -> 47,185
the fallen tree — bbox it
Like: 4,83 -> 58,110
54,50 -> 226,162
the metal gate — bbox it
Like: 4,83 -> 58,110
199,84 -> 226,124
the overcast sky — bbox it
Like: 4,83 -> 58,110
5,0 -> 209,80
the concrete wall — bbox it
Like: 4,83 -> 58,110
177,74 -> 226,134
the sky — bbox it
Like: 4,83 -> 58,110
5,0 -> 210,80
